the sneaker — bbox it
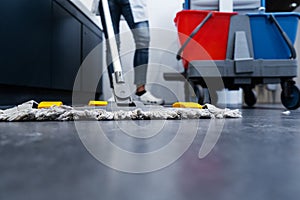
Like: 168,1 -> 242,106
138,91 -> 164,105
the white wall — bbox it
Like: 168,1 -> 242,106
81,0 -> 93,8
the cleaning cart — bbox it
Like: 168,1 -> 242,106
175,0 -> 300,109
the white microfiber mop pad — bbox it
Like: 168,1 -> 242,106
0,101 -> 242,121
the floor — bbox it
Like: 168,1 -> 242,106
1,104 -> 300,200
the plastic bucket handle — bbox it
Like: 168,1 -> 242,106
176,11 -> 213,60
268,13 -> 300,59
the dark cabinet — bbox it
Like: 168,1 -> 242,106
0,0 -> 103,105
81,25 -> 103,93
0,0 -> 52,87
52,1 -> 82,90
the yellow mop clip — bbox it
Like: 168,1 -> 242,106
38,101 -> 63,109
172,102 -> 204,109
88,100 -> 108,106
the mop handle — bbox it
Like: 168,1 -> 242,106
176,12 -> 213,60
219,0 -> 233,12
101,0 -> 124,79
261,0 -> 265,8
184,0 -> 190,10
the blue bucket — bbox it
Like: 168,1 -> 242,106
248,12 -> 300,59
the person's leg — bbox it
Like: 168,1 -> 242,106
98,0 -> 121,88
120,0 -> 150,92
120,1 -> 163,104
132,22 -> 150,92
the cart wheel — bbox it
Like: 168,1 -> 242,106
244,89 -> 257,107
281,85 -> 300,110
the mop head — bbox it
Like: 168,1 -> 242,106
0,100 -> 242,121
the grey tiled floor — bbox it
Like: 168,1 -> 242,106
0,104 -> 300,200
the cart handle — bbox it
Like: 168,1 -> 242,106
269,14 -> 297,59
176,12 -> 213,60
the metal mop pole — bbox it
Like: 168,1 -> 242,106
102,0 -> 123,82
101,0 -> 133,106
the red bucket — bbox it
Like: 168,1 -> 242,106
174,10 -> 237,68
